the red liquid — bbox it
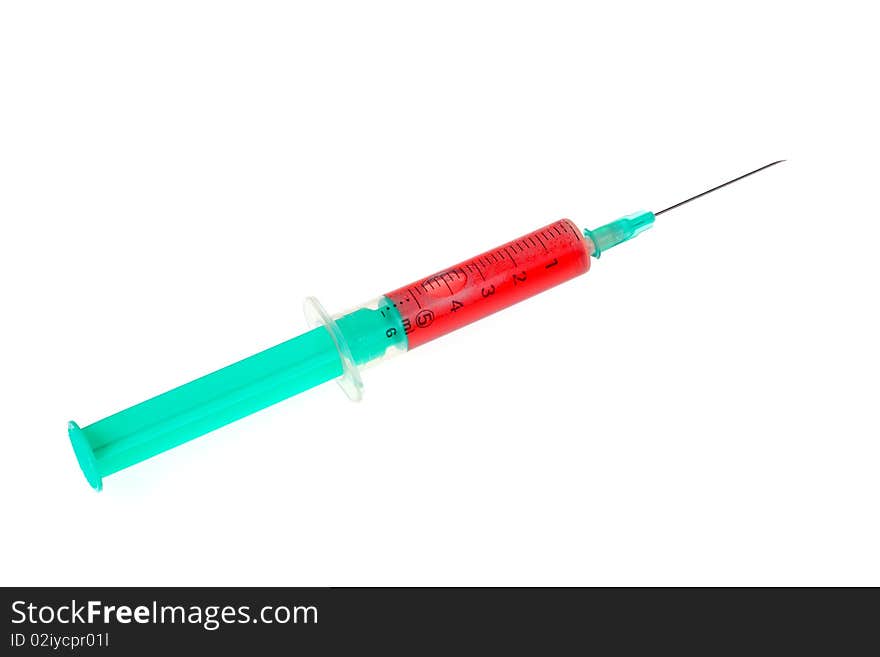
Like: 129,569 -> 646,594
384,219 -> 591,349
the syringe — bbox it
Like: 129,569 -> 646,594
69,161 -> 784,490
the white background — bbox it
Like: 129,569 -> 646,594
1,2 -> 878,586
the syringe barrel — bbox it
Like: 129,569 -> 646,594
384,219 -> 591,348
297,219 -> 592,403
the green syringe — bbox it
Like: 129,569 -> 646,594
69,161 -> 783,490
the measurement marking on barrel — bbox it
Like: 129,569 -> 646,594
407,288 -> 422,309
